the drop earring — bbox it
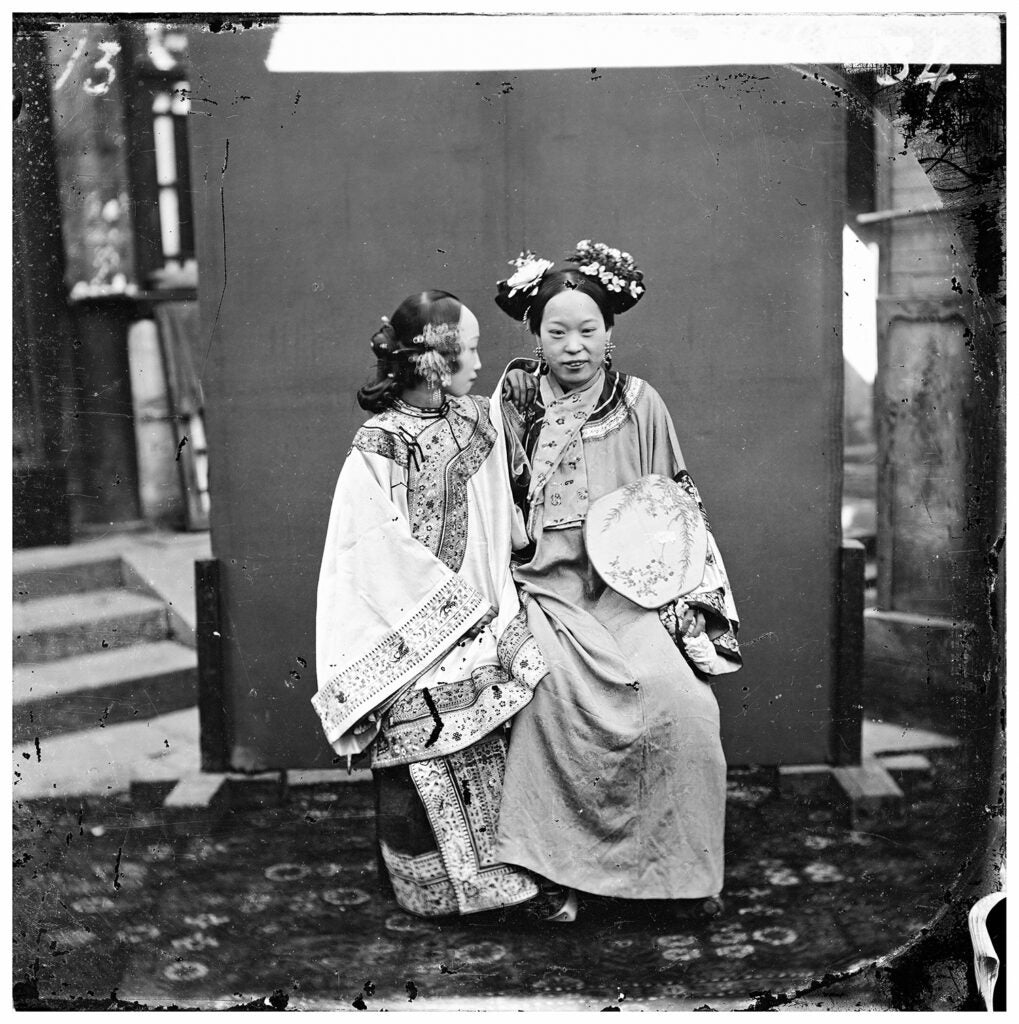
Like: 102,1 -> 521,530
419,367 -> 440,406
534,342 -> 548,376
604,339 -> 615,369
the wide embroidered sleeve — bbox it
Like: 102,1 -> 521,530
492,361 -> 538,552
313,445 -> 491,754
637,385 -> 742,676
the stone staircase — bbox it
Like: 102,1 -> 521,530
13,554 -> 197,746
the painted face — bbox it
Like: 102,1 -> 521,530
538,289 -> 612,391
446,305 -> 481,397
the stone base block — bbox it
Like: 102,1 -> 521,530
223,771 -> 287,810
832,760 -> 906,829
777,763 -> 837,801
286,767 -> 373,788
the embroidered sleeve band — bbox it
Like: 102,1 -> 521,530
313,574 -> 489,746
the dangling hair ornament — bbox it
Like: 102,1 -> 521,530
409,321 -> 460,390
411,349 -> 452,388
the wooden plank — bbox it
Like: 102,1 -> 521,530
195,558 -> 229,771
163,771 -> 228,809
833,540 -> 865,766
879,752 -> 932,772
832,762 -> 903,801
832,761 -> 905,828
287,768 -> 374,787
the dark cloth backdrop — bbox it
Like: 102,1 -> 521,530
187,27 -> 844,770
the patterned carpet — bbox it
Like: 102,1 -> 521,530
13,747 -> 986,1010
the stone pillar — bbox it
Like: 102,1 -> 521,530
875,298 -> 982,618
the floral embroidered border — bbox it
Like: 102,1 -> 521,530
501,394 -> 528,444
407,396 -> 495,573
312,574 -> 486,742
496,607 -> 548,690
352,425 -> 410,467
686,587 -> 728,624
713,628 -> 742,658
372,610 -> 547,766
408,736 -> 539,915
378,842 -> 459,918
581,374 -> 644,441
674,468 -> 713,531
371,667 -> 533,768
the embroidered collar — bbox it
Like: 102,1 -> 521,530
392,397 -> 449,419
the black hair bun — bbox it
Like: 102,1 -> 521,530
494,279 -> 533,322
369,319 -> 399,358
493,252 -> 558,323
602,267 -> 645,315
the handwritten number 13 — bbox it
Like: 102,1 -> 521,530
83,41 -> 122,96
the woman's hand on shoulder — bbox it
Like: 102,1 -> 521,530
502,368 -> 538,413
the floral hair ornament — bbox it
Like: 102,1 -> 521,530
409,321 -> 461,387
504,251 -> 555,299
567,240 -> 646,313
495,250 -> 555,323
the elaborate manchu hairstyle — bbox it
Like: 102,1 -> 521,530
357,290 -> 463,413
494,241 -> 645,333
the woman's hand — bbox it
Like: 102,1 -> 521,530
351,712 -> 379,737
678,604 -> 706,639
502,368 -> 538,412
463,608 -> 497,641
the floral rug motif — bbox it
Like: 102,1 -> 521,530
13,749 -> 984,1010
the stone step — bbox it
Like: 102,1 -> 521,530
13,556 -> 123,603
13,588 -> 170,664
12,707 -> 199,800
12,640 -> 197,742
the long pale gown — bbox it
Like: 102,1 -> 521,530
494,364 -> 742,899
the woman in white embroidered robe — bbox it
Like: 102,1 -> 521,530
491,246 -> 742,920
313,291 -> 547,918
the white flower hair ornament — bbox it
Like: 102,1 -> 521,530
494,249 -> 555,323
568,239 -> 646,313
504,251 -> 556,298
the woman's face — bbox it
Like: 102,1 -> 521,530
446,305 -> 481,397
539,290 -> 612,391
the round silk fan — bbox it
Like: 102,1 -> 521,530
585,474 -> 707,609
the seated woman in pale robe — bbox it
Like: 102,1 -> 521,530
491,243 -> 742,924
